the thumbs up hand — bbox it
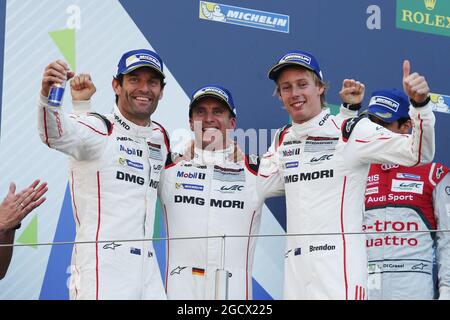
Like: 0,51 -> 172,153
402,60 -> 430,104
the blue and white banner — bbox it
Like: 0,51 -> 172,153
199,1 -> 289,33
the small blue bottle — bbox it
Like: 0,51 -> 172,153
48,79 -> 66,107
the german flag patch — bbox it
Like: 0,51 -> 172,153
192,267 -> 205,276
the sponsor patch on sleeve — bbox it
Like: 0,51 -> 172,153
285,161 -> 299,169
365,186 -> 379,195
391,179 -> 424,194
396,173 -> 421,180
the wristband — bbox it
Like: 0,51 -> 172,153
342,102 -> 362,111
411,95 -> 430,108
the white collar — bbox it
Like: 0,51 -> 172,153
193,144 -> 234,165
113,104 -> 153,137
290,109 -> 333,138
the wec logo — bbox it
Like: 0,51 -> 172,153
310,154 -> 333,163
391,179 -> 424,194
399,182 -> 421,188
219,185 -> 244,192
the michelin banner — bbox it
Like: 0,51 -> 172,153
0,0 -> 448,299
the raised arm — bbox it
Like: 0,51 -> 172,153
38,61 -> 108,161
343,60 -> 435,167
334,78 -> 365,125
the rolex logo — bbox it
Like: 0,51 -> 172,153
424,0 -> 436,10
397,0 -> 450,38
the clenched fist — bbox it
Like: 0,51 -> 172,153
70,73 -> 96,101
339,79 -> 365,105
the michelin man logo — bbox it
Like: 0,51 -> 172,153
125,55 -> 140,67
431,94 -> 450,114
201,2 -> 226,22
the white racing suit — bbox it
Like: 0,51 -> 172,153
364,163 -> 450,299
38,97 -> 169,299
258,103 -> 435,299
159,146 -> 274,299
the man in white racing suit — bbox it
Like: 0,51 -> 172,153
38,49 -> 170,299
158,85 -> 268,300
361,89 -> 450,299
258,50 -> 436,299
